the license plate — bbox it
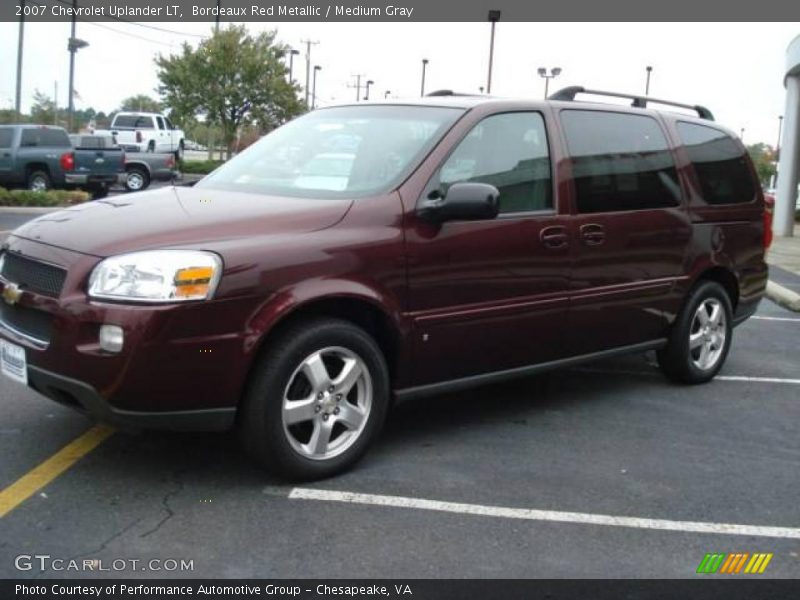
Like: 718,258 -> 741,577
0,339 -> 27,385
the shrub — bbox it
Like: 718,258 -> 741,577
0,187 -> 91,207
179,159 -> 224,175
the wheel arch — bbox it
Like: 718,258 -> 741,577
243,289 -> 407,399
695,266 -> 740,311
125,160 -> 151,175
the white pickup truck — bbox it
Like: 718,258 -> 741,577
96,112 -> 185,160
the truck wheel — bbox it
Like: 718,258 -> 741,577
125,167 -> 150,192
239,318 -> 389,481
28,170 -> 51,192
175,141 -> 184,162
90,185 -> 109,199
657,281 -> 733,384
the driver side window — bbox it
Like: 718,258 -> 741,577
439,112 -> 553,213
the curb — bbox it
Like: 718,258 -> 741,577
0,206 -> 61,214
766,280 -> 800,312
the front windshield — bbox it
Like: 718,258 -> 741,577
196,105 -> 464,199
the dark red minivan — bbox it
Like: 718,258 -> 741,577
0,88 -> 768,480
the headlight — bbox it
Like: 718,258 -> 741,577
88,250 -> 222,302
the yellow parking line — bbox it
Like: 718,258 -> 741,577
0,425 -> 114,518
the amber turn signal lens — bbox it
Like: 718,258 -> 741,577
174,266 -> 215,299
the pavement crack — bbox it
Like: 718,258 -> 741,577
34,518 -> 142,579
139,470 -> 186,539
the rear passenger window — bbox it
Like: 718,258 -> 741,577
20,128 -> 70,148
0,129 -> 12,148
677,122 -> 756,205
561,110 -> 680,214
439,112 -> 552,213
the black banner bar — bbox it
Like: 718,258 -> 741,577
2,0 -> 799,22
4,579 -> 800,600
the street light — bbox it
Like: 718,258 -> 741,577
67,35 -> 89,132
420,59 -> 429,97
384,90 -> 391,99
645,65 -> 653,96
486,10 -> 501,94
287,48 -> 300,83
364,79 -> 374,101
740,127 -> 745,142
312,65 -> 321,109
537,67 -> 561,99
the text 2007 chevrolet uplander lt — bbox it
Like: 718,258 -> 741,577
0,88 -> 769,480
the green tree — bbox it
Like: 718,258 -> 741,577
30,90 -> 57,125
747,143 -> 777,187
155,25 -> 304,158
119,95 -> 163,113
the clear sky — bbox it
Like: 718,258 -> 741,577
0,21 -> 797,145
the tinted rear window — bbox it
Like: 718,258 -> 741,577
677,122 -> 756,205
0,128 -> 12,148
561,110 -> 681,214
19,128 -> 71,148
113,115 -> 155,129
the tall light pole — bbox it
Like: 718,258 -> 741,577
384,90 -> 391,99
15,0 -> 25,120
740,127 -> 745,142
486,10 -> 501,94
364,80 -> 374,101
312,65 -> 321,109
301,39 -> 319,108
537,67 -> 561,99
67,0 -> 88,133
645,65 -> 653,96
773,115 -> 784,188
420,59 -> 428,97
287,48 -> 300,83
215,0 -> 221,33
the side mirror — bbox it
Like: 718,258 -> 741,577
418,182 -> 500,223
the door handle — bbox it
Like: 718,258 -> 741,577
580,223 -> 605,246
540,225 -> 568,249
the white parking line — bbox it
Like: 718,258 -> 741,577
285,488 -> 800,539
571,367 -> 800,385
752,316 -> 800,322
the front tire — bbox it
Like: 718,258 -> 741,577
239,318 -> 389,481
657,281 -> 733,384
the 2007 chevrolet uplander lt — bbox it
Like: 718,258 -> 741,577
0,87 -> 769,480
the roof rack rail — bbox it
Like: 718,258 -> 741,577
425,90 -> 477,97
548,86 -> 714,121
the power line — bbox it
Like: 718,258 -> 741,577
52,0 -> 207,38
82,20 -> 178,47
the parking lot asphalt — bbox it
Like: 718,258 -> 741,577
0,288 -> 798,579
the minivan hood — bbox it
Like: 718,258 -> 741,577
12,186 -> 352,257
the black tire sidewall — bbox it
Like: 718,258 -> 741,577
28,170 -> 51,191
241,319 -> 389,481
125,168 -> 149,191
661,281 -> 733,383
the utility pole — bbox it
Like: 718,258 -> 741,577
15,0 -> 25,120
347,74 -> 364,102
486,10 -> 501,94
301,39 -> 319,108
215,0 -> 221,33
67,0 -> 77,132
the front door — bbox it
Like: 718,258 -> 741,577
405,111 -> 572,386
559,109 -> 692,355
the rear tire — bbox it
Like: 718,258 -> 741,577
239,318 -> 389,481
90,185 -> 109,199
27,170 -> 51,192
125,167 -> 150,192
657,281 -> 733,384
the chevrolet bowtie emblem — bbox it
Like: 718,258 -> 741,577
2,283 -> 22,306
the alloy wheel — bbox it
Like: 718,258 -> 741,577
689,298 -> 727,371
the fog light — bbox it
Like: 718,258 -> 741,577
99,325 -> 124,353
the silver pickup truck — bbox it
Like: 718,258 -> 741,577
70,134 -> 180,192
